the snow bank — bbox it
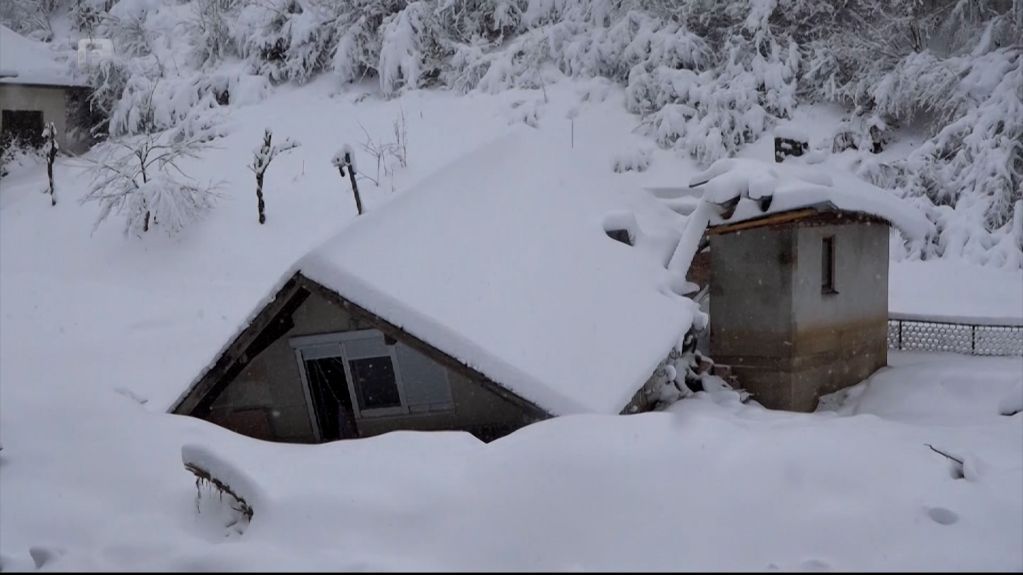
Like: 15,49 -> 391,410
300,130 -> 696,415
691,158 -> 934,241
889,260 -> 1023,323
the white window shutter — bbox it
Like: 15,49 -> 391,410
395,343 -> 452,410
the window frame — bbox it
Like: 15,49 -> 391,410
290,330 -> 410,420
821,235 -> 838,295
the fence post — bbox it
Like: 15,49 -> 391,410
898,320 -> 903,350
971,325 -> 976,354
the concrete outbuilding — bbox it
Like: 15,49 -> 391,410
682,158 -> 932,411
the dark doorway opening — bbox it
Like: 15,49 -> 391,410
304,356 -> 359,441
2,110 -> 45,148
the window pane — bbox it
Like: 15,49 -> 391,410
304,356 -> 356,441
349,356 -> 400,410
821,236 -> 835,293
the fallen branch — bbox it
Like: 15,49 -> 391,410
184,461 -> 254,520
924,443 -> 964,466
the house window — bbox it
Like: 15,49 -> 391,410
349,355 -> 401,410
291,330 -> 453,434
821,236 -> 837,294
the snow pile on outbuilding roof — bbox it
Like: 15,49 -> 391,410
0,25 -> 80,86
299,131 -> 697,415
691,158 -> 934,239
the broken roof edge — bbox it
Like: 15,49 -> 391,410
689,158 -> 935,242
706,205 -> 889,235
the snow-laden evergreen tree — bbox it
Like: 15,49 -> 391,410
27,0 -> 1017,266
250,129 -> 300,224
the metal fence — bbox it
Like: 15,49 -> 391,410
888,315 -> 1023,356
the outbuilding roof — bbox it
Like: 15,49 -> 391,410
691,158 -> 934,239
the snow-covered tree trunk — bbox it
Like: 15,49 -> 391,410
249,129 -> 299,225
43,122 -> 59,206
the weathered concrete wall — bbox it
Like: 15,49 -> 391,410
208,289 -> 533,442
709,219 -> 889,411
789,221 -> 889,410
709,227 -> 795,408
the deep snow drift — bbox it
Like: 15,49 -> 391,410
0,351 -> 1020,571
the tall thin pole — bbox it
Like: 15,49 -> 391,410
344,152 -> 363,216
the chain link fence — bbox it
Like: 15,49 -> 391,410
888,314 -> 1023,356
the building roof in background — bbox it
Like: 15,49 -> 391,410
0,25 -> 86,87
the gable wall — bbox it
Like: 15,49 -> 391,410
206,289 -> 534,442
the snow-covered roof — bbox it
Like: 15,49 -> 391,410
0,25 -> 84,87
297,131 -> 697,415
691,158 -> 934,239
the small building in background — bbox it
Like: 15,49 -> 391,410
0,25 -> 93,155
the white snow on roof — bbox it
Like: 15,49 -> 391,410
299,131 -> 696,415
691,158 -> 934,239
0,25 -> 82,87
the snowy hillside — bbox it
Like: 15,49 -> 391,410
3,0 -> 1021,265
1,0 -> 1022,571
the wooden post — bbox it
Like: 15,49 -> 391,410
345,152 -> 363,216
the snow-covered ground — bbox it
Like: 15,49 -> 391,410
1,80 -> 1021,570
0,350 -> 1019,571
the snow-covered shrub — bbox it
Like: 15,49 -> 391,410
83,133 -> 219,237
0,0 -> 56,40
379,2 -> 451,95
642,327 -> 707,411
107,74 -> 227,141
235,0 -> 336,85
188,0 -> 239,68
356,113 -> 409,186
435,0 -> 524,42
611,148 -> 652,173
71,0 -> 114,36
0,138 -> 43,179
100,5 -> 153,57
